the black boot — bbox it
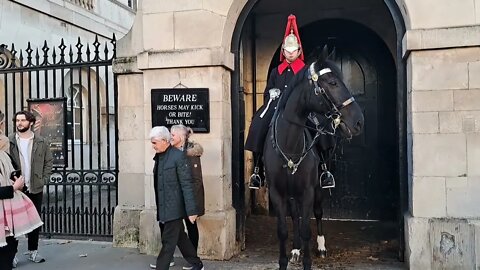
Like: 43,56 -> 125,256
320,163 -> 335,189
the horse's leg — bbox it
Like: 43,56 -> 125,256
271,190 -> 289,270
300,189 -> 314,270
288,198 -> 302,264
314,185 -> 327,258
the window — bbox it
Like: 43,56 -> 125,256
66,85 -> 84,142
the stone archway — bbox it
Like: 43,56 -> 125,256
228,0 -> 407,260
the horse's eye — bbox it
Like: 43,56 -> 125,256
328,80 -> 337,86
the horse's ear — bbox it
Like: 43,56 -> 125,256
319,44 -> 329,62
328,47 -> 336,61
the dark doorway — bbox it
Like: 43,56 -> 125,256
265,19 -> 398,221
231,0 -> 407,263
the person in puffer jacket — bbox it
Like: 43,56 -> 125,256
170,124 -> 205,268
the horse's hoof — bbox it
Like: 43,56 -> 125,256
315,249 -> 327,258
289,249 -> 301,264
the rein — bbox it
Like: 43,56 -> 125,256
272,112 -> 320,175
270,62 -> 356,175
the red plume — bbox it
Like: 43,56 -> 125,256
280,14 -> 304,61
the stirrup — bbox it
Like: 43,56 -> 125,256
320,170 -> 335,189
249,167 -> 262,189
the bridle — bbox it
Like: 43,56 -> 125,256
307,63 -> 355,137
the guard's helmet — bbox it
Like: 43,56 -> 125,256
282,31 -> 300,53
280,14 -> 304,61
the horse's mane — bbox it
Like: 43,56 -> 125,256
274,67 -> 309,117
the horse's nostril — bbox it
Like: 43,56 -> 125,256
356,120 -> 364,131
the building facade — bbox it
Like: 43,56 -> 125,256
3,0 -> 479,269
14,0 -> 472,268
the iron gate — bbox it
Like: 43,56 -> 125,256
0,35 -> 118,238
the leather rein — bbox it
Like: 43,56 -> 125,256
271,63 -> 355,174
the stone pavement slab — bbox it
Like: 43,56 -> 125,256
14,238 -> 406,270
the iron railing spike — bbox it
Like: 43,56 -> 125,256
42,40 -> 50,66
26,42 -> 33,66
69,45 -> 74,63
58,38 -> 66,64
35,48 -> 40,65
86,44 -> 91,61
52,47 -> 57,64
75,37 -> 84,63
103,41 -> 109,60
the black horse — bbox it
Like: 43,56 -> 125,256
263,46 -> 364,270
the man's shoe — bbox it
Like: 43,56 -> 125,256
149,260 -> 174,269
12,256 -> 18,268
191,264 -> 204,270
183,265 -> 193,270
27,250 -> 45,263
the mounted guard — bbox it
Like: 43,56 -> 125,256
245,14 -> 338,189
245,14 -> 306,189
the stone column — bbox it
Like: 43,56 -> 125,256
112,0 -> 241,260
404,26 -> 480,269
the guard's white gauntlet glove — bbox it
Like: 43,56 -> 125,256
260,88 -> 281,118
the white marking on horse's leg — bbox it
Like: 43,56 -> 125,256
290,249 -> 301,263
317,235 -> 326,251
317,235 -> 327,258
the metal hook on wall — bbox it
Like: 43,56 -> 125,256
173,81 -> 188,89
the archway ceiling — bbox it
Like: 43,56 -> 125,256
252,0 -> 385,18
248,0 -> 396,58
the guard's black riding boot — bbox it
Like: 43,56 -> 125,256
320,163 -> 335,189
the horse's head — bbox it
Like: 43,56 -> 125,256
305,46 -> 364,138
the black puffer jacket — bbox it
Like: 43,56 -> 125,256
153,146 -> 200,223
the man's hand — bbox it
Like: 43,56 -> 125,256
188,215 -> 198,224
13,176 -> 25,191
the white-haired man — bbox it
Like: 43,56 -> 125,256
149,126 -> 204,270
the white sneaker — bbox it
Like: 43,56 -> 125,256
149,261 -> 174,269
27,250 -> 45,263
183,266 -> 193,270
12,256 -> 18,268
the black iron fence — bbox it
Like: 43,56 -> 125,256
0,35 -> 118,238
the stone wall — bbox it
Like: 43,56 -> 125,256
1,0 -> 135,50
113,0 -> 241,260
405,26 -> 480,270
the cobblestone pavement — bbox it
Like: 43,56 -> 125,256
13,238 -> 405,270
15,216 -> 406,270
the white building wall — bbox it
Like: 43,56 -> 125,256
0,0 -> 135,50
400,0 -> 480,268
